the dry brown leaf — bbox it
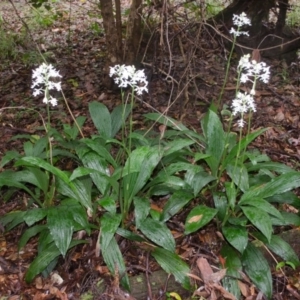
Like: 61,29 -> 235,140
197,257 -> 213,283
208,268 -> 227,283
252,49 -> 261,62
212,282 -> 237,300
274,108 -> 285,122
238,280 -> 250,297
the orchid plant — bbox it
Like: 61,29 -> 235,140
1,12 -> 300,300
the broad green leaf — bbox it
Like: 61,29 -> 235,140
151,247 -> 190,289
191,171 -> 215,196
122,172 -> 139,211
25,240 -> 85,283
220,244 -> 242,299
0,211 -> 26,231
100,213 -> 122,250
184,164 -> 204,184
213,193 -> 227,221
24,208 -> 47,226
101,236 -> 130,291
47,207 -> 74,257
63,116 -> 86,140
224,181 -> 237,209
98,195 -> 117,214
184,205 -> 217,235
129,132 -> 150,147
164,139 -> 195,156
70,167 -> 118,194
146,162 -> 196,189
134,197 -> 150,228
139,218 -> 175,252
0,171 -> 40,203
14,167 -> 49,194
241,171 -> 300,202
266,192 -> 300,208
242,243 -> 272,299
160,190 -> 194,222
226,163 -> 249,192
56,176 -> 93,211
223,128 -> 267,167
201,110 -> 225,176
244,149 -> 270,165
89,102 -> 112,138
240,206 -> 272,242
111,104 -> 132,138
254,233 -> 300,267
149,177 -> 188,196
60,199 -> 91,233
82,139 -> 117,167
15,157 -> 70,184
124,146 -> 163,198
193,153 -> 211,163
280,212 -> 300,226
222,226 -> 248,253
116,228 -> 145,242
247,162 -> 293,174
18,225 -> 47,250
239,198 -> 283,221
80,152 -> 110,194
0,150 -> 21,168
31,136 -> 48,157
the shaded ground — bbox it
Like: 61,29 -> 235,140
1,0 -> 300,299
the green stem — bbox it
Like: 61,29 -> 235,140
217,34 -> 237,108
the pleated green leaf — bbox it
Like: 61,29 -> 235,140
222,226 -> 248,253
184,205 -> 217,235
152,247 -> 190,290
139,218 -> 175,252
89,102 -> 112,138
240,205 -> 272,242
101,236 -> 130,291
242,243 -> 272,299
47,207 -> 74,257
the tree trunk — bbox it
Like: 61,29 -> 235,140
212,0 -> 300,62
213,0 -> 276,37
123,0 -> 143,65
99,0 -> 123,88
98,0 -> 143,87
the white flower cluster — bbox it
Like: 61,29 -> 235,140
232,54 -> 270,127
109,64 -> 148,95
229,12 -> 251,37
32,63 -> 62,107
238,54 -> 270,84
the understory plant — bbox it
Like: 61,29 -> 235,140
0,12 -> 300,300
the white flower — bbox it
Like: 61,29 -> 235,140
232,92 -> 256,116
32,63 -> 62,107
237,54 -> 270,84
229,28 -> 249,37
237,119 -> 245,128
109,64 -> 148,95
230,13 -> 251,37
232,12 -> 251,27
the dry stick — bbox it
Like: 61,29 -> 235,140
61,91 -> 85,138
145,252 -> 153,300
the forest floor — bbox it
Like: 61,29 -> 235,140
1,0 -> 300,299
